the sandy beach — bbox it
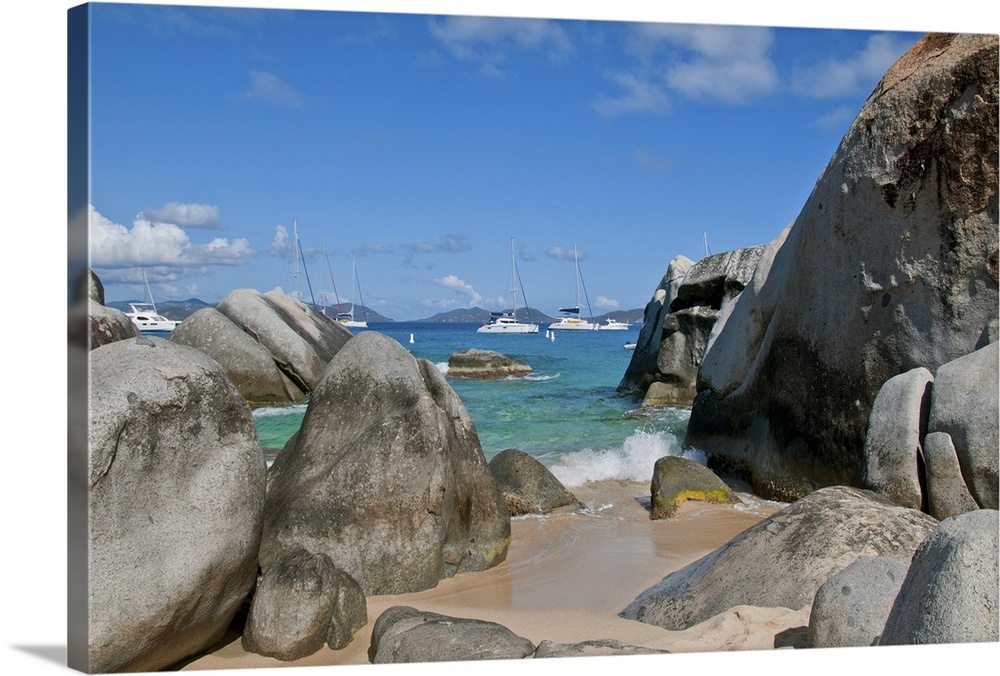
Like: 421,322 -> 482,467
181,479 -> 807,671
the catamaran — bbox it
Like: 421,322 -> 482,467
478,239 -> 539,334
548,245 -> 597,331
125,268 -> 180,332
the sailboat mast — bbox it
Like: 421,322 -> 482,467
510,238 -> 517,319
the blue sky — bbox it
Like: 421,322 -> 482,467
84,2 -> 946,319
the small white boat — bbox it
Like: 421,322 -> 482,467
600,318 -> 630,330
126,302 -> 180,332
624,341 -> 637,350
336,260 -> 368,328
478,238 -> 539,334
548,245 -> 598,331
126,269 -> 179,332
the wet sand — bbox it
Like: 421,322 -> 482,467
182,480 -> 803,671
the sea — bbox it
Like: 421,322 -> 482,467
249,321 -> 703,488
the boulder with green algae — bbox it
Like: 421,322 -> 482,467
650,455 -> 738,519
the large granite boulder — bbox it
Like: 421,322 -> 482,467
170,307 -> 307,403
368,606 -> 535,664
620,486 -> 938,631
686,34 -> 999,501
88,337 -> 267,673
447,348 -> 533,379
926,342 -> 999,509
670,245 -> 767,313
261,331 -> 511,595
242,547 -> 367,660
880,509 -> 999,645
806,556 -> 910,648
649,455 -> 739,519
214,288 -> 352,394
618,255 -> 693,393
488,448 -> 581,515
862,367 -> 934,510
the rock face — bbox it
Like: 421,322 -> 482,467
621,247 -> 764,406
880,509 -> 999,645
242,547 -> 367,660
488,448 -> 581,515
368,606 -> 536,664
261,331 -> 511,596
618,255 -> 693,393
170,307 -> 307,403
88,337 -> 267,673
649,455 -> 738,519
447,348 -> 533,379
807,556 -> 910,648
620,486 -> 938,631
686,34 -> 999,501
212,288 -> 353,397
922,432 -> 980,519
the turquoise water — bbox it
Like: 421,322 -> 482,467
251,322 -> 696,487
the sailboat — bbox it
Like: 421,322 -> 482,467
547,245 -> 597,331
477,239 -> 539,334
125,268 -> 180,332
336,260 -> 368,329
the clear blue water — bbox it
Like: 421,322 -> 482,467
251,322 -> 696,487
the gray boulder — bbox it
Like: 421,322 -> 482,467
807,556 -> 910,648
923,432 -> 980,519
242,547 -> 366,660
927,342 -> 999,509
447,348 -> 533,379
670,245 -> 767,312
620,486 -> 938,631
618,255 -> 693,393
649,455 -> 738,519
261,331 -> 510,595
84,298 -> 138,349
533,639 -> 669,658
649,306 -> 718,406
488,448 -> 581,515
88,337 -> 266,673
368,606 -> 535,664
169,307 -> 307,403
880,509 -> 999,645
862,367 -> 934,509
686,34 -> 999,501
215,288 -> 352,394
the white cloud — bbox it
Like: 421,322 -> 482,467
141,201 -> 222,228
613,23 -> 778,107
89,205 -> 254,269
239,70 -> 305,107
436,274 -> 483,306
595,295 -> 620,309
352,243 -> 394,257
268,224 -> 290,256
659,25 -> 778,105
546,245 -> 587,262
790,33 -> 916,100
428,16 -> 572,76
591,71 -> 671,117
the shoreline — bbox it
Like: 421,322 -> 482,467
182,479 -> 798,670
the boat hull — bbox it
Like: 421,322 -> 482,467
477,322 -> 539,334
548,321 -> 598,331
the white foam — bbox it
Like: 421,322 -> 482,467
546,427 -> 690,487
436,361 -> 450,375
251,403 -> 308,418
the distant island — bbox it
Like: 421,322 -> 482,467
106,299 -> 642,326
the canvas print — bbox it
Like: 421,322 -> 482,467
67,1 -> 999,673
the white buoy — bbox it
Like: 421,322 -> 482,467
409,333 -> 414,344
